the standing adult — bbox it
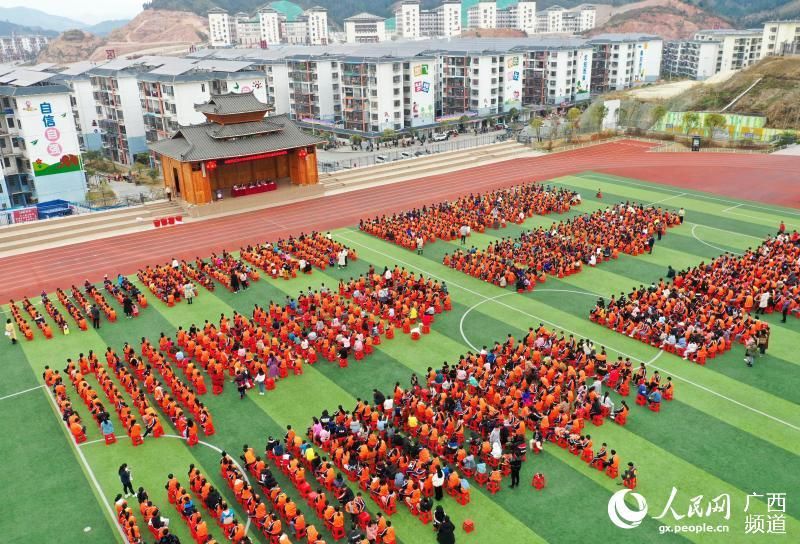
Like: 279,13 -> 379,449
436,515 -> 456,544
755,291 -> 771,315
459,224 -> 469,245
122,295 -> 134,319
165,185 -> 172,202
432,468 -> 445,501
416,236 -> 424,256
337,248 -> 348,269
230,272 -> 240,293
678,207 -> 685,224
647,235 -> 656,255
509,454 -> 522,488
119,463 -> 135,497
5,318 -> 17,345
183,282 -> 195,305
91,305 -> 101,329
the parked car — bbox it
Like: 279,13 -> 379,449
375,155 -> 388,163
495,123 -> 509,131
432,132 -> 449,141
400,151 -> 412,158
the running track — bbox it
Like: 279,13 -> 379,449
3,140 -> 800,301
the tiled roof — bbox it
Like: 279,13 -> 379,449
195,92 -> 271,115
149,114 -> 323,162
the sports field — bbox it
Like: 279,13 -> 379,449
1,171 -> 798,544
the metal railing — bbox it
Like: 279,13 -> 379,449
317,133 -> 511,173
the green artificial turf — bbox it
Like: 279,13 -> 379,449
0,172 -> 798,544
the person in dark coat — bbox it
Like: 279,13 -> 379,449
123,296 -> 134,318
436,515 -> 456,544
231,272 -> 240,293
91,305 -> 101,329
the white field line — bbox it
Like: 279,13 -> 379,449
336,232 -> 800,433
43,385 -> 129,543
0,384 -> 43,401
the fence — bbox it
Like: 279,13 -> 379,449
0,188 -> 167,227
317,133 -> 510,173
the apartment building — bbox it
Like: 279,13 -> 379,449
396,1 -> 421,40
429,1 -> 462,38
694,29 -> 762,71
340,58 -> 404,132
536,5 -> 596,34
588,34 -> 662,93
0,35 -> 50,62
344,13 -> 388,44
209,6 -> 328,47
760,20 -> 800,57
258,7 -> 282,46
0,69 -> 86,206
467,1 -> 497,30
661,40 -> 721,80
208,8 -> 235,47
286,57 -> 340,124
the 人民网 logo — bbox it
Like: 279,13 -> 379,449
608,489 -> 649,529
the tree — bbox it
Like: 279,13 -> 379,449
508,107 -> 519,122
703,113 -> 727,140
566,107 -> 581,141
591,103 -> 608,130
682,112 -> 700,135
529,116 -> 544,142
382,128 -> 396,142
650,104 -> 668,128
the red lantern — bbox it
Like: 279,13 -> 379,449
297,148 -> 308,159
206,160 -> 217,170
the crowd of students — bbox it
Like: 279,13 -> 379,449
444,203 -> 680,290
359,184 -> 579,250
590,232 -> 799,363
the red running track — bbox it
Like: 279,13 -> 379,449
2,140 -> 800,301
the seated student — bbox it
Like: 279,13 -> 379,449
622,461 -> 638,484
610,401 -> 629,420
648,388 -> 662,406
220,502 -> 235,527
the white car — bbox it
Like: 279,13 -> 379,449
432,132 -> 449,141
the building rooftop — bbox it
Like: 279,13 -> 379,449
149,113 -> 323,162
695,28 -> 762,36
345,13 -> 386,22
587,33 -> 662,43
195,92 -> 271,116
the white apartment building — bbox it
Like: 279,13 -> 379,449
209,6 -> 328,47
694,29 -> 762,72
467,1 -> 497,30
419,1 -> 462,38
0,35 -> 50,62
306,7 -> 330,45
258,7 -> 282,46
340,58 -> 404,132
344,13 -> 387,44
396,1 -> 421,40
760,20 -> 800,57
661,40 -> 721,80
588,34 -> 662,92
517,1 -> 537,35
284,19 -> 309,45
0,73 -> 87,207
286,57 -> 340,123
208,8 -> 235,47
536,5 -> 595,34
235,12 -> 262,47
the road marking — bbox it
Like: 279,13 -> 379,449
724,209 -> 799,229
0,384 -> 44,401
43,385 -> 129,543
79,433 -> 254,535
691,224 -> 744,256
336,231 -> 800,433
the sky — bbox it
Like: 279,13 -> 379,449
5,0 -> 144,24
